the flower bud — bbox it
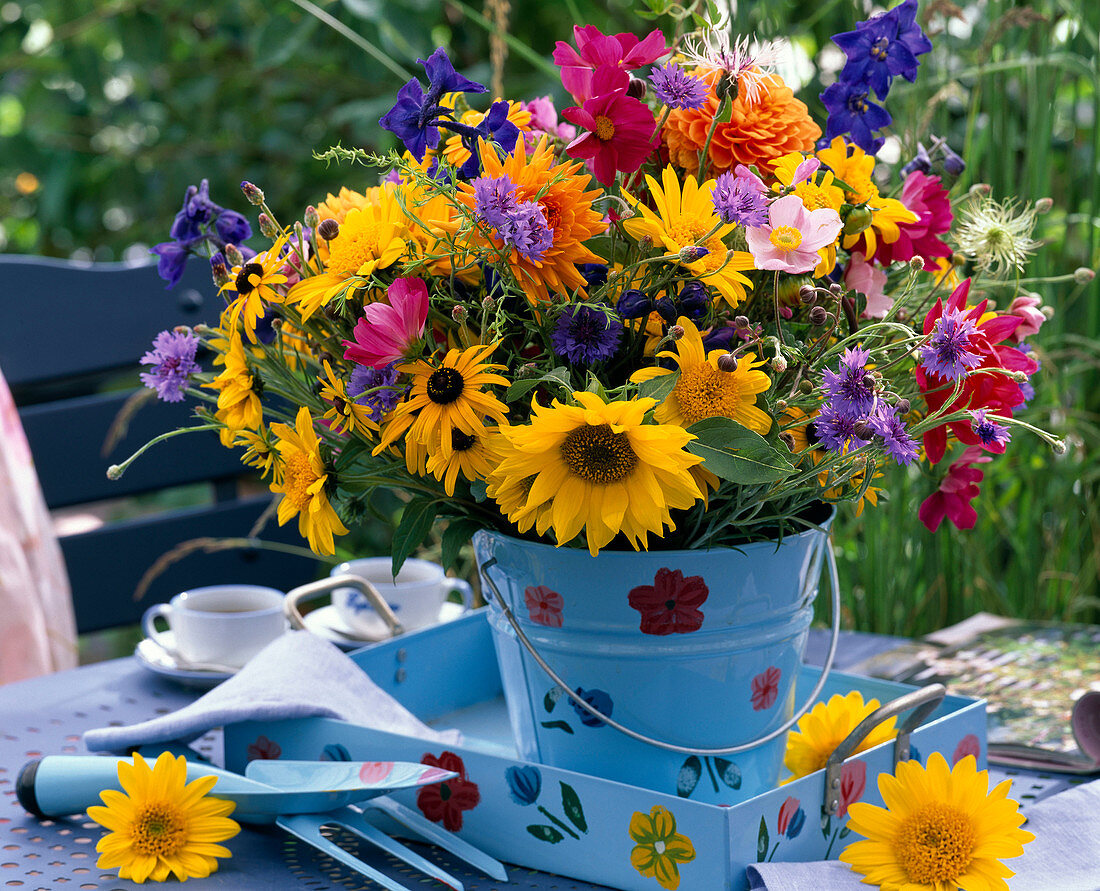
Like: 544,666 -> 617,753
317,218 -> 340,241
779,305 -> 793,320
616,288 -> 652,319
626,77 -> 647,100
842,205 -> 872,236
258,213 -> 279,238
717,352 -> 738,372
517,362 -> 539,379
777,274 -> 813,306
482,295 -> 497,311
829,282 -> 844,297
303,205 -> 320,228
240,180 -> 265,205
451,305 -> 469,324
1052,439 -> 1067,454
941,145 -> 966,176
224,243 -> 244,267
895,398 -> 911,414
715,73 -> 737,101
800,285 -> 817,304
969,183 -> 992,196
734,315 -> 750,329
211,259 -> 231,288
669,324 -> 684,340
799,380 -> 814,394
771,355 -> 788,372
678,245 -> 709,263
809,306 -> 830,326
775,399 -> 788,412
1034,197 -> 1054,214
1074,266 -> 1096,284
638,235 -> 654,251
909,255 -> 925,271
1012,370 -> 1029,382
106,464 -> 123,481
677,281 -> 709,318
654,295 -> 678,324
853,421 -> 873,440
778,431 -> 795,450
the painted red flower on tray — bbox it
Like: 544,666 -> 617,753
628,568 -> 709,635
417,751 -> 481,831
524,585 -> 564,627
838,759 -> 866,818
953,733 -> 981,765
750,666 -> 781,711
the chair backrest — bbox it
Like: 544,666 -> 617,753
0,255 -> 325,633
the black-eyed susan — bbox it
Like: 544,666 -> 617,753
86,751 -> 239,884
840,752 -> 1034,891
374,343 -> 508,461
269,406 -> 348,556
632,317 -> 772,432
489,391 -> 704,555
220,233 -> 290,343
204,332 -> 263,447
318,360 -> 378,437
784,690 -> 898,781
425,426 -> 497,495
623,166 -> 756,308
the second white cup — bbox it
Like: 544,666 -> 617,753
331,558 -> 472,637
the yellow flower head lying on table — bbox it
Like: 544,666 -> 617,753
87,751 -> 240,884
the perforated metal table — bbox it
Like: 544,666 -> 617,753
0,632 -> 1068,890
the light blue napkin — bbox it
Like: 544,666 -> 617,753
84,630 -> 461,752
746,777 -> 1100,890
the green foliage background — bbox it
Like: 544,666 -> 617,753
2,0 -> 1097,634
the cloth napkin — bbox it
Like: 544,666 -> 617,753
84,630 -> 462,752
746,776 -> 1100,891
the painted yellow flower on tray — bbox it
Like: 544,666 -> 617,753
628,804 -> 696,890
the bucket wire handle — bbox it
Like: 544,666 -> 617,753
821,683 -> 947,817
478,533 -> 842,757
284,575 -> 404,637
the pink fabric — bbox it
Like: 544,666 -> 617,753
0,366 -> 77,684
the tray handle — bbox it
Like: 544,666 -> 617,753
284,575 -> 404,638
821,682 -> 947,817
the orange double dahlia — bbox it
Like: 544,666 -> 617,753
663,67 -> 821,177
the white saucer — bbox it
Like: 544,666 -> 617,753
303,601 -> 468,650
134,632 -> 236,688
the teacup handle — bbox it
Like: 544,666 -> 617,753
141,604 -> 174,649
284,575 -> 404,637
447,579 -> 474,612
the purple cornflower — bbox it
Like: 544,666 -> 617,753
551,305 -> 623,366
711,172 -> 769,227
822,346 -> 876,418
969,409 -> 1011,449
820,81 -> 891,155
472,175 -> 519,229
139,329 -> 200,402
347,362 -> 403,423
831,0 -> 932,100
649,63 -> 708,110
869,403 -> 919,465
471,174 -> 552,262
920,306 -> 983,381
813,403 -> 872,453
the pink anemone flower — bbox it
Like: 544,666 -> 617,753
563,70 -> 659,186
745,194 -> 843,274
343,277 -> 428,369
553,25 -> 670,102
844,253 -> 890,318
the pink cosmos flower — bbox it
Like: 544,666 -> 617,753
343,277 -> 429,369
871,171 -> 953,270
553,24 -> 670,102
563,70 -> 660,186
750,666 -> 782,711
918,446 -> 994,532
745,194 -> 843,274
1007,292 -> 1047,342
844,254 -> 890,318
523,96 -> 576,149
524,585 -> 564,628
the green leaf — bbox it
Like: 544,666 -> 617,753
757,815 -> 770,862
540,720 -> 574,734
527,824 -> 564,844
839,824 -> 852,839
506,367 -> 571,403
715,758 -> 742,790
821,814 -> 832,839
637,370 -> 678,403
686,417 -> 795,484
543,687 -> 563,712
676,756 -> 701,798
440,518 -> 481,573
390,499 -> 438,577
560,783 -> 587,833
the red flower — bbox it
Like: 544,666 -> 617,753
870,171 -> 953,270
416,751 -> 480,832
553,24 -> 670,102
953,733 -> 981,765
751,666 -> 782,711
918,446 -> 993,532
524,585 -> 564,628
627,568 -> 709,635
246,735 -> 281,761
916,279 -> 1039,464
563,70 -> 659,187
837,759 -> 866,819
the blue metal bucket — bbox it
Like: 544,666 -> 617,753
474,519 -> 834,805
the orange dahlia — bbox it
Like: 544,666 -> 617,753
663,67 -> 821,177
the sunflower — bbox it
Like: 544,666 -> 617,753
220,233 -> 290,343
489,391 -> 704,555
204,332 -> 263,447
425,426 -> 498,495
632,317 -> 772,431
484,432 -> 554,536
86,751 -> 239,884
318,359 -> 378,437
374,343 -> 509,462
839,752 -> 1034,891
784,691 -> 898,781
269,406 -> 349,556
451,137 -> 607,305
623,166 -> 756,307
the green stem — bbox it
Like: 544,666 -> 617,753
107,424 -> 221,480
288,0 -> 413,82
445,0 -> 559,78
537,806 -> 580,840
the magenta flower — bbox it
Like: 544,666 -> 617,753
627,568 -> 709,635
1007,293 -> 1047,343
871,171 -> 953,270
522,96 -> 576,148
553,24 -> 670,102
563,73 -> 659,186
918,446 -> 994,532
750,666 -> 782,711
524,585 -> 564,628
745,194 -> 842,274
344,277 -> 429,369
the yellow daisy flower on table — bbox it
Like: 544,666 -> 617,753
628,805 -> 696,890
623,166 -> 756,308
269,406 -> 349,556
631,316 -> 772,432
839,752 -> 1034,891
204,332 -> 263,447
220,233 -> 290,344
488,391 -> 704,555
784,690 -> 898,781
86,751 -> 239,884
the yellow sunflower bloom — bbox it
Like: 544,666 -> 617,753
628,805 -> 696,890
632,316 -> 772,432
86,751 -> 239,884
220,233 -> 290,343
623,166 -> 756,308
425,426 -> 498,496
318,359 -> 378,437
484,432 -> 554,536
784,691 -> 898,781
489,391 -> 704,555
269,406 -> 349,556
840,752 -> 1034,891
204,332 -> 263,447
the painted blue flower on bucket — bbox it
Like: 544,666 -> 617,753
570,687 -> 613,727
504,764 -> 588,844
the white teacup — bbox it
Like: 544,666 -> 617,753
331,558 -> 473,637
141,585 -> 287,669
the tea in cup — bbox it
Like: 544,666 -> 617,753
331,558 -> 472,637
141,584 -> 287,669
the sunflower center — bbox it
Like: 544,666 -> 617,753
426,367 -> 465,404
770,225 -> 803,252
594,115 -> 616,141
283,452 -> 319,510
560,423 -> 638,484
452,429 -> 477,451
673,364 -> 748,425
131,803 -> 186,858
235,263 -> 264,294
894,803 -> 976,884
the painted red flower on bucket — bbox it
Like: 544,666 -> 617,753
750,666 -> 781,711
524,585 -> 564,627
952,733 -> 981,765
628,568 -> 708,635
417,751 -> 481,831
246,735 -> 281,761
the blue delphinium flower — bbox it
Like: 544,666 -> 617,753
969,409 -> 1012,448
139,329 -> 200,402
152,179 -> 254,288
820,81 -> 890,155
822,346 -> 877,418
831,0 -> 931,99
920,306 -> 983,380
649,63 -> 708,110
570,687 -> 613,728
504,765 -> 542,806
616,288 -> 652,319
711,171 -> 769,227
454,101 -> 521,179
347,362 -> 404,423
552,305 -> 623,366
869,402 -> 920,465
676,281 -> 709,320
